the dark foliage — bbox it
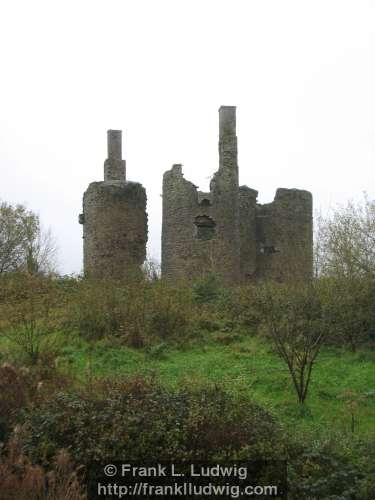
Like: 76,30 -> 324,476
22,377 -> 282,466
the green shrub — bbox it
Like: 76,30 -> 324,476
287,429 -> 366,499
355,438 -> 375,499
319,276 -> 375,352
192,273 -> 222,304
22,377 -> 282,466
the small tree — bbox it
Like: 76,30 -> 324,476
0,200 -> 57,276
315,195 -> 375,351
257,281 -> 326,404
317,194 -> 375,279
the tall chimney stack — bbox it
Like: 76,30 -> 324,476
104,129 -> 126,182
218,106 -> 238,182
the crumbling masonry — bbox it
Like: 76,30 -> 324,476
79,130 -> 148,280
162,106 -> 313,284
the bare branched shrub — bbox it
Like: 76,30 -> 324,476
256,281 -> 326,404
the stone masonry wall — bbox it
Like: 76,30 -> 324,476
255,188 -> 313,281
239,186 -> 258,281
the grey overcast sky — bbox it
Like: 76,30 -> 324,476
1,0 -> 375,274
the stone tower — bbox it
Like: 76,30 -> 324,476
79,130 -> 148,280
161,106 -> 313,284
162,106 -> 242,285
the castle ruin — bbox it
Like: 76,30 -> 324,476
79,108 -> 313,284
161,106 -> 313,284
79,130 -> 148,280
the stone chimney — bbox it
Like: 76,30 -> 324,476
218,106 -> 238,183
104,130 -> 126,182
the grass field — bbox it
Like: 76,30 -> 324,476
1,326 -> 375,498
26,329 -> 373,438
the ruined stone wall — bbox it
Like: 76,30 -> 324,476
239,186 -> 258,281
80,130 -> 148,280
161,105 -> 313,285
162,107 -> 242,285
161,164 -> 200,281
255,188 -> 313,281
79,112 -> 312,285
161,166 -> 223,281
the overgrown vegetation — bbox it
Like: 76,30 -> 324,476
22,376 -> 281,465
0,194 -> 375,498
0,273 -> 64,365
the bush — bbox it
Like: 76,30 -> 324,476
22,376 -> 282,466
355,438 -> 375,499
287,429 -> 366,499
319,276 -> 375,351
218,285 -> 262,330
192,273 -> 222,304
67,279 -> 195,345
